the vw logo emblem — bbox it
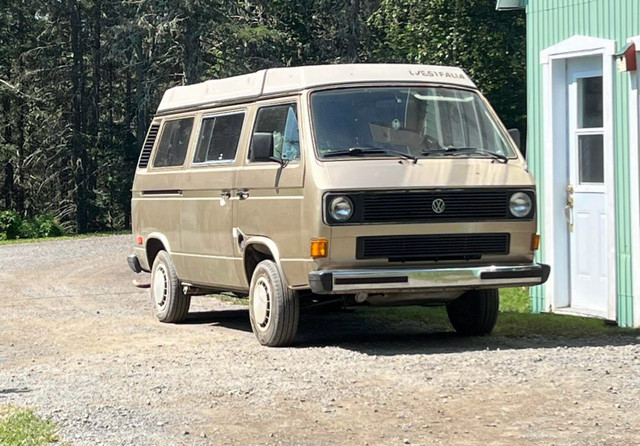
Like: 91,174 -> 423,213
432,198 -> 446,214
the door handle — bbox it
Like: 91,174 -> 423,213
220,191 -> 231,200
564,205 -> 573,224
237,190 -> 250,200
565,184 -> 574,232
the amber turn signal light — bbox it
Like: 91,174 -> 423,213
531,234 -> 540,251
310,239 -> 328,258
136,236 -> 143,245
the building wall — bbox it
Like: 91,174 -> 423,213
526,0 -> 639,326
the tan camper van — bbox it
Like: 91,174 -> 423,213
128,64 -> 549,346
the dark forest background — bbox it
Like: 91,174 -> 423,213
0,0 -> 525,234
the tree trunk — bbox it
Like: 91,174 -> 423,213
133,34 -> 148,151
2,95 -> 12,210
69,0 -> 88,233
89,0 -> 101,138
347,0 -> 360,62
3,161 -> 13,210
183,14 -> 202,85
86,0 -> 102,230
14,98 -> 25,215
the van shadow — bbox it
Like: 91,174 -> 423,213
184,309 -> 253,333
183,307 -> 640,356
297,310 -> 640,356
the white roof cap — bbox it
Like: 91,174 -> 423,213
157,64 -> 476,114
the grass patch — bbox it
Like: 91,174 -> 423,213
0,230 -> 130,246
0,405 -> 60,445
499,287 -> 531,313
364,288 -> 639,339
210,293 -> 249,306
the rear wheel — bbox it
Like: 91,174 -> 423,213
151,250 -> 190,323
249,260 -> 299,347
446,289 -> 499,335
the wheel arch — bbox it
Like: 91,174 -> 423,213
243,236 -> 288,288
145,232 -> 172,268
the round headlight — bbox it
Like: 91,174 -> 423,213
329,196 -> 353,222
509,192 -> 532,218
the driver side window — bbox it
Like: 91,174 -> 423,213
251,103 -> 300,162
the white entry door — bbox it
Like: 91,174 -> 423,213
566,56 -> 608,317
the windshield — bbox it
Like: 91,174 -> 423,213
310,87 -> 516,160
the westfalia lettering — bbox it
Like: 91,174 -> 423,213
408,70 -> 466,80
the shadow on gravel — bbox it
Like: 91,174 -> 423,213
182,307 -> 639,356
184,309 -> 253,333
295,311 -> 639,356
0,387 -> 31,395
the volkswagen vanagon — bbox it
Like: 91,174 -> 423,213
127,64 -> 549,346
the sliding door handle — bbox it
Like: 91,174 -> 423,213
237,190 -> 250,200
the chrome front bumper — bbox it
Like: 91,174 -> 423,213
308,263 -> 550,294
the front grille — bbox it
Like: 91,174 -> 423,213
363,190 -> 509,222
138,124 -> 160,168
324,189 -> 535,225
356,233 -> 510,261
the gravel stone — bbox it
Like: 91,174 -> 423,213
0,235 -> 639,445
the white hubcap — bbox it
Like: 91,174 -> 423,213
153,264 -> 168,308
253,277 -> 271,330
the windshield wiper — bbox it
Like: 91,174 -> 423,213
421,147 -> 508,164
323,146 -> 418,164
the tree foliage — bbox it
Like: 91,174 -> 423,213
367,0 -> 526,132
0,0 -> 525,232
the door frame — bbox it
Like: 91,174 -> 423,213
629,37 -> 640,327
540,35 -> 617,320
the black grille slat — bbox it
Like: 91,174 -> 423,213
356,234 -> 510,260
354,190 -> 525,224
138,124 -> 160,168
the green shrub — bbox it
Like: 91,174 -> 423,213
19,220 -> 38,239
0,211 -> 65,240
0,210 -> 23,240
32,214 -> 65,238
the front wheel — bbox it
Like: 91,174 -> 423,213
248,260 -> 299,347
446,289 -> 499,336
150,250 -> 191,323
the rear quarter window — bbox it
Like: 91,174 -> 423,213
153,118 -> 194,168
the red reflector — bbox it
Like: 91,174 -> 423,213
136,236 -> 143,245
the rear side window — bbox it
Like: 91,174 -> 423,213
153,118 -> 194,168
193,112 -> 245,163
251,103 -> 300,162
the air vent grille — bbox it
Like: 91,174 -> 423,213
356,233 -> 510,261
137,124 -> 160,168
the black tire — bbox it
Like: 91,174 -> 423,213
248,260 -> 299,347
446,289 -> 499,336
150,250 -> 191,323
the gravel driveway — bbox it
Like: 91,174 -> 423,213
1,235 -> 639,445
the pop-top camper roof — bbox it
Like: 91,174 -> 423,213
156,64 -> 476,114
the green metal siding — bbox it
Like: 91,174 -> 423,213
526,0 -> 638,326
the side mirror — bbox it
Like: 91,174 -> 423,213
250,132 -> 274,162
508,128 -> 521,151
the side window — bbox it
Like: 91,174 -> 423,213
193,112 -> 245,163
153,118 -> 194,168
251,103 -> 300,162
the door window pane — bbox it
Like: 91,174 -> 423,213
578,76 -> 603,129
578,134 -> 604,183
153,118 -> 194,167
193,112 -> 244,163
251,104 -> 300,161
